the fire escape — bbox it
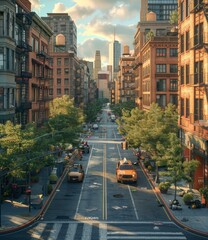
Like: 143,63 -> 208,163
35,50 -> 53,126
15,12 -> 32,126
121,64 -> 136,102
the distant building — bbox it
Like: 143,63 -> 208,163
134,11 -> 175,109
42,13 -> 77,55
117,45 -> 135,103
98,71 -> 110,100
41,13 -> 84,107
93,50 -> 101,85
109,40 -> 121,76
141,0 -> 178,21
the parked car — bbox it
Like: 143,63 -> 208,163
92,123 -> 99,130
67,164 -> 84,182
116,158 -> 137,183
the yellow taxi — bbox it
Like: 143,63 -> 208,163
116,158 -> 137,183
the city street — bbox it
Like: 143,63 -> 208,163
0,107 -> 207,240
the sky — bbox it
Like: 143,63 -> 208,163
30,0 -> 141,68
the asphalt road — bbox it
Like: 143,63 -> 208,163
1,107 -> 207,240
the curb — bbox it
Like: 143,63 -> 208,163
139,160 -> 208,238
0,152 -> 78,235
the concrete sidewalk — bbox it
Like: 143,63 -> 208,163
140,160 -> 208,237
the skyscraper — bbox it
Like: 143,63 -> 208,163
141,0 -> 178,21
93,50 -> 101,85
109,40 -> 121,75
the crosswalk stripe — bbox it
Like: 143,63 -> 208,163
108,231 -> 184,235
30,223 -> 46,239
107,237 -> 186,240
99,223 -> 107,240
81,223 -> 92,240
29,222 -> 187,240
65,223 -> 78,240
48,223 -> 62,240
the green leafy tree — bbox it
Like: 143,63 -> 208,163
169,10 -> 178,26
111,100 -> 136,118
183,159 -> 200,189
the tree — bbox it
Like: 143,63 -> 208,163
169,10 -> 178,26
183,159 -> 200,189
117,103 -> 179,182
164,133 -> 184,201
45,95 -> 84,147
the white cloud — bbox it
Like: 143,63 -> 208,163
30,0 -> 44,12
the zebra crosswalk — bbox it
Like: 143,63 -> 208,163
28,221 -> 187,240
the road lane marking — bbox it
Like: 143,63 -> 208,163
103,144 -> 107,220
128,185 -> 139,220
74,144 -> 94,219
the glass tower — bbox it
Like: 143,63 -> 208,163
148,0 -> 178,21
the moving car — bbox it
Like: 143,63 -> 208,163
116,158 -> 137,183
67,164 -> 84,182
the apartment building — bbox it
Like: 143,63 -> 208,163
117,45 -> 136,103
178,0 -> 208,189
141,34 -> 178,111
0,0 -> 16,123
134,11 -> 174,109
28,13 -> 53,126
15,0 -> 33,126
98,71 -> 110,100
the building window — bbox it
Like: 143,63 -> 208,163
156,29 -> 166,36
64,68 -> 69,74
170,79 -> 178,91
186,0 -> 190,17
156,48 -> 166,57
170,48 -> 178,57
60,24 -> 66,32
0,47 -> 4,70
180,1 -> 184,21
6,48 -> 9,70
170,64 -> 178,73
0,87 -> 4,109
57,58 -> 61,66
64,58 -> 69,65
57,68 -> 61,75
49,89 -> 53,95
181,98 -> 184,116
194,61 -> 203,84
57,89 -> 61,95
64,88 -> 69,95
156,95 -> 166,107
170,94 -> 178,106
194,99 -> 203,121
186,98 -> 190,118
57,78 -> 61,86
185,31 -> 190,50
64,78 -> 69,85
156,79 -> 166,91
180,66 -> 184,84
0,12 -> 4,36
156,64 -> 166,73
180,34 -> 184,53
186,65 -> 190,84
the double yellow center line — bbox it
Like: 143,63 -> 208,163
102,144 -> 107,220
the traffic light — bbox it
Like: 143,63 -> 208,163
121,141 -> 128,150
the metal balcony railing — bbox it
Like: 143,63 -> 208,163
16,40 -> 32,52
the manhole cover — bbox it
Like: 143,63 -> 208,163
113,194 -> 123,198
56,216 -> 70,220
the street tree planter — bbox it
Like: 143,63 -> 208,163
159,182 -> 171,194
